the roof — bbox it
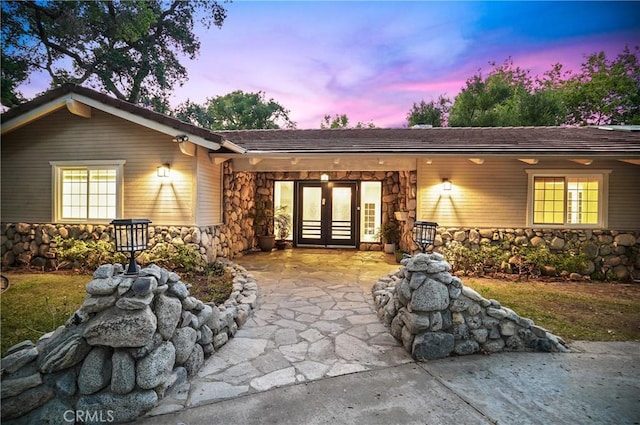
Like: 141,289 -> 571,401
217,127 -> 640,157
2,85 -> 639,158
0,84 -> 245,154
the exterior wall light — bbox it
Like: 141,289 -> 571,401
172,134 -> 189,143
442,178 -> 452,191
111,219 -> 151,275
412,221 -> 438,253
320,173 -> 329,182
157,163 -> 171,178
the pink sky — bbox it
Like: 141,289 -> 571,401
13,1 -> 640,129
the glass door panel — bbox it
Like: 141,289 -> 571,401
301,186 -> 322,240
331,187 -> 352,241
296,181 -> 357,247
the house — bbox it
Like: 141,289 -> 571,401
2,85 -> 639,279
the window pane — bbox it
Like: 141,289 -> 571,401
567,177 -> 599,224
62,170 -> 88,219
60,167 -> 117,221
360,182 -> 381,243
532,177 -> 564,225
274,181 -> 294,240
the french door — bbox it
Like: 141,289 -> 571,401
296,181 -> 357,247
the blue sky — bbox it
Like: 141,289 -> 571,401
18,1 -> 640,128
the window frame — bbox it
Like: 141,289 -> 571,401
50,160 -> 125,223
525,169 -> 610,229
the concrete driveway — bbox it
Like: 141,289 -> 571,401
140,249 -> 640,425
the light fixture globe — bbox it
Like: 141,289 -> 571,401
111,218 -> 151,275
412,221 -> 438,253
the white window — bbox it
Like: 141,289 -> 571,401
360,181 -> 382,242
51,161 -> 125,223
526,170 -> 609,228
274,181 -> 294,240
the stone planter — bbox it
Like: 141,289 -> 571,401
257,235 -> 275,252
384,243 -> 396,254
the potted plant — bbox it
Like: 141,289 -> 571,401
377,220 -> 401,254
252,200 -> 276,252
274,205 -> 291,250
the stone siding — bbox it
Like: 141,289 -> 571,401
373,253 -> 568,361
0,262 -> 258,423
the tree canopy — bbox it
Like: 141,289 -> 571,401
320,113 -> 376,129
174,90 -> 296,130
562,46 -> 640,125
406,96 -> 450,127
421,47 -> 640,127
447,59 -> 566,127
0,0 -> 227,108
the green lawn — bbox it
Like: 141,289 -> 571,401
1,273 -> 88,355
465,278 -> 640,342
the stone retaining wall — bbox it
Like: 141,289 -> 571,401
0,223 -> 235,269
373,253 -> 568,361
430,228 -> 640,281
0,262 -> 258,424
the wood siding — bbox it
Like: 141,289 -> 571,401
417,157 -> 640,230
1,108 -> 197,226
196,146 -> 223,225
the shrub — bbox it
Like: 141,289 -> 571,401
51,236 -> 127,270
442,243 -> 510,276
139,243 -> 207,273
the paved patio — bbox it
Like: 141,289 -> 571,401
146,249 -> 412,417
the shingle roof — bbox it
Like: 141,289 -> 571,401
3,85 -> 639,158
217,127 -> 640,157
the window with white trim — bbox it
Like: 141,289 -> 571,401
51,161 -> 124,222
527,170 -> 609,228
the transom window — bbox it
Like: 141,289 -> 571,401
51,161 -> 124,222
527,170 -> 609,228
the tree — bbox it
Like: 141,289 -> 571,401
562,46 -> 640,125
1,0 -> 227,108
175,90 -> 296,130
320,113 -> 376,129
448,59 -> 566,127
406,96 -> 450,127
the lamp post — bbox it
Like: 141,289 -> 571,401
412,221 -> 438,253
111,219 -> 151,275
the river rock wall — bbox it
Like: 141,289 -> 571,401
0,262 -> 257,424
373,253 -> 568,360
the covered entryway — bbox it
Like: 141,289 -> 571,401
297,181 -> 358,247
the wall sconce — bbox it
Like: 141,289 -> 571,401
320,173 -> 330,182
157,163 -> 170,178
412,221 -> 438,253
172,134 -> 189,143
442,178 -> 452,191
111,219 -> 151,275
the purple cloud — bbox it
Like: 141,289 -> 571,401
10,2 -> 640,129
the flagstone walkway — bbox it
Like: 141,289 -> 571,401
146,249 -> 413,417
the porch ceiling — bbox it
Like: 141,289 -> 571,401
231,155 -> 417,172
